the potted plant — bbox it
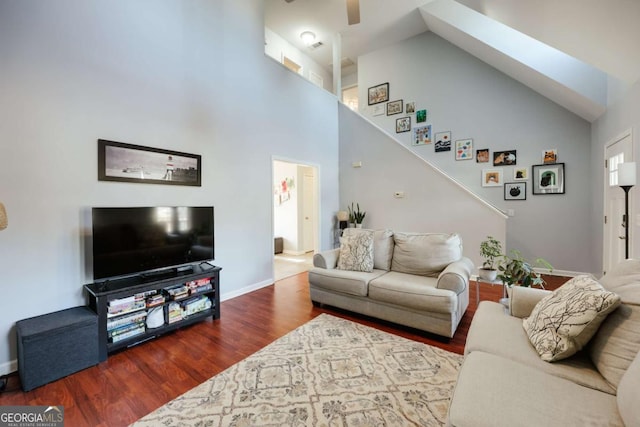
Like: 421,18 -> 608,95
497,250 -> 553,288
348,202 -> 366,228
478,236 -> 502,281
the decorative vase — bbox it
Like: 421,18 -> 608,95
478,268 -> 498,281
355,223 -> 363,229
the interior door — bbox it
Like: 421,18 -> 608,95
604,131 -> 633,274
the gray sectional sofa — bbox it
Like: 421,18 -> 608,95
308,229 -> 473,338
448,259 -> 640,427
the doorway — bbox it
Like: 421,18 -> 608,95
603,130 -> 633,275
272,159 -> 319,280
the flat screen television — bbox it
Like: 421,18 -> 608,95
92,206 -> 214,281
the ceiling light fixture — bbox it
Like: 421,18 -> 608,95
300,31 -> 316,46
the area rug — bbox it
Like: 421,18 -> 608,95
132,314 -> 463,426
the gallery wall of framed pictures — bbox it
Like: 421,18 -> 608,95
366,81 -> 567,202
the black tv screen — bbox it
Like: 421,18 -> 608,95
92,206 -> 214,280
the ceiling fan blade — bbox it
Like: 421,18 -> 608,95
346,0 -> 360,25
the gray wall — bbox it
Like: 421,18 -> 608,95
591,80 -> 640,272
356,32 -> 593,274
339,104 -> 507,269
0,0 -> 340,372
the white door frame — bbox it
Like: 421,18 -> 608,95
603,128 -> 634,274
271,156 -> 321,255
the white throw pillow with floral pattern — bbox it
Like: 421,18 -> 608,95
337,231 -> 374,272
523,275 -> 621,362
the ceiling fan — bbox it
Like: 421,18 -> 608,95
284,0 -> 361,25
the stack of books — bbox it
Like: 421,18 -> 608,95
145,291 -> 165,308
187,278 -> 213,295
182,295 -> 212,317
107,294 -> 146,317
164,284 -> 189,301
107,310 -> 147,343
167,302 -> 183,324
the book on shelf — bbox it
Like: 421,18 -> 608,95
107,311 -> 148,331
108,321 -> 145,338
182,295 -> 212,316
167,302 -> 184,324
146,294 -> 166,308
108,293 -> 145,307
164,284 -> 189,300
107,300 -> 146,317
110,324 -> 145,343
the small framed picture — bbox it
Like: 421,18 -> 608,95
504,182 -> 526,200
513,167 -> 528,181
435,131 -> 452,152
387,100 -> 403,115
532,163 -> 565,194
455,139 -> 473,160
493,150 -> 517,166
482,169 -> 503,187
476,149 -> 489,163
416,109 -> 427,123
368,82 -> 389,105
406,102 -> 415,114
396,117 -> 411,133
543,149 -> 558,164
412,125 -> 432,145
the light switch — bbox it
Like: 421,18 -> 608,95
394,191 -> 405,198
352,161 -> 362,168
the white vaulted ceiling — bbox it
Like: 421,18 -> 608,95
264,0 -> 640,122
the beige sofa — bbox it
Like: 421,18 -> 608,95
308,229 -> 473,338
448,259 -> 640,427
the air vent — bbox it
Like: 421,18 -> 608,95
309,41 -> 324,50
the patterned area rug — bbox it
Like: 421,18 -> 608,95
132,314 -> 463,426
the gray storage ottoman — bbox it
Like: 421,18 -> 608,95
16,306 -> 99,391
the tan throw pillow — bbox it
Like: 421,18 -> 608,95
391,232 -> 462,277
337,230 -> 374,272
523,275 -> 621,362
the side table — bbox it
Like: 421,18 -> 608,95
475,277 -> 509,307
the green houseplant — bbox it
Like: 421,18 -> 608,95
478,236 -> 502,281
348,202 -> 366,228
497,250 -> 553,288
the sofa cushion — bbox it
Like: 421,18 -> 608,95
368,271 -> 457,314
391,232 -> 462,277
617,350 -> 640,427
589,259 -> 640,389
465,301 -> 615,394
448,351 -> 624,427
308,267 -> 386,297
523,275 -> 621,362
343,228 -> 394,271
337,230 -> 374,272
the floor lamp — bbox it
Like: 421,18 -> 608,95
618,162 -> 636,259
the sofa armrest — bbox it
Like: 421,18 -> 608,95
437,257 -> 473,294
509,286 -> 552,318
313,248 -> 340,269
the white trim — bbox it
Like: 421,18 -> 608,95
220,279 -> 273,302
603,128 -> 634,273
0,359 -> 17,376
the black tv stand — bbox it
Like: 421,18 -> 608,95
84,264 -> 221,361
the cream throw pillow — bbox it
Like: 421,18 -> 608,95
337,230 -> 374,272
523,275 -> 621,362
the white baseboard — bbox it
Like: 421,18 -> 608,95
220,279 -> 274,302
0,359 -> 17,376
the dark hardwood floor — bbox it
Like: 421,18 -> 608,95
0,273 -> 568,426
